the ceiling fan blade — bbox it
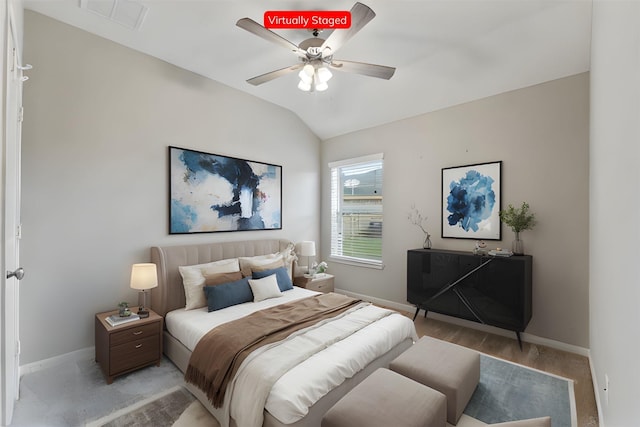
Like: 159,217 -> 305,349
329,60 -> 396,80
236,18 -> 306,56
321,2 -> 376,55
246,64 -> 304,86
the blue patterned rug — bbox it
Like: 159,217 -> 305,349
465,354 -> 576,426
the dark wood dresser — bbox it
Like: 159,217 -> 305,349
407,248 -> 532,348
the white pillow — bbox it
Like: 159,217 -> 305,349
278,243 -> 298,279
239,244 -> 297,278
239,254 -> 280,277
248,274 -> 282,302
178,258 -> 240,310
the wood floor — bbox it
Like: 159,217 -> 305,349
405,313 -> 599,427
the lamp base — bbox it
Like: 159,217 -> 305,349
137,290 -> 150,318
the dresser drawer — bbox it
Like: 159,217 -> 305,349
110,335 -> 160,375
110,322 -> 160,346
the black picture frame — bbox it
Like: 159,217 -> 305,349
441,160 -> 502,240
169,146 -> 282,234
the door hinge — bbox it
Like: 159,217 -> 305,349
16,223 -> 22,239
11,48 -> 15,72
16,340 -> 21,356
18,106 -> 24,123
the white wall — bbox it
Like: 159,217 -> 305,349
19,11 -> 321,364
322,73 -> 590,348
590,2 -> 640,426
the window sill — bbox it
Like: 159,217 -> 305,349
329,255 -> 384,270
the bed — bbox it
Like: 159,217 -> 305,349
150,239 -> 417,427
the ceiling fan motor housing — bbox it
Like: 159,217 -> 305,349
299,37 -> 324,54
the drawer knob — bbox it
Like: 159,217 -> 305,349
132,331 -> 143,335
135,344 -> 143,349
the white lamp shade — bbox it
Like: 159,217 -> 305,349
298,79 -> 312,91
316,67 -> 332,83
315,82 -> 328,92
130,263 -> 158,290
299,241 -> 316,257
298,66 -> 314,84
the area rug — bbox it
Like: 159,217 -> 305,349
465,354 -> 577,427
87,354 -> 576,427
85,386 -> 210,427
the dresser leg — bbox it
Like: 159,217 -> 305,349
412,306 -> 428,321
412,306 -> 420,321
516,332 -> 523,351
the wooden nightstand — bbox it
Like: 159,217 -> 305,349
95,308 -> 163,384
294,273 -> 335,293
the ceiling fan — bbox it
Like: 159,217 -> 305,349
236,2 -> 395,92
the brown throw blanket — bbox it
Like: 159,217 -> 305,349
185,293 -> 362,407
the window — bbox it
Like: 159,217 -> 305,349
329,153 -> 383,268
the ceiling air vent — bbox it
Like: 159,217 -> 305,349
79,0 -> 148,31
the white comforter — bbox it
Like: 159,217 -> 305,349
166,288 -> 418,427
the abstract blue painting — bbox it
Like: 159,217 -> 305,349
169,146 -> 282,234
441,161 -> 501,240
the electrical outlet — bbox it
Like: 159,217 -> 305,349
604,374 -> 610,406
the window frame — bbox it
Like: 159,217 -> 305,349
328,153 -> 384,269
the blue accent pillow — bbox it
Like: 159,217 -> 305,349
252,267 -> 293,292
203,277 -> 253,312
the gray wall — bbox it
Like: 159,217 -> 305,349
590,2 -> 640,425
20,11 -> 320,364
321,73 -> 590,348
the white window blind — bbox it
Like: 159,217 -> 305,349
329,154 -> 383,268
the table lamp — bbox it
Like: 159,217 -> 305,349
130,263 -> 158,318
299,241 -> 316,275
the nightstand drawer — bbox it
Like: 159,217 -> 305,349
110,335 -> 160,375
306,278 -> 334,293
110,322 -> 159,346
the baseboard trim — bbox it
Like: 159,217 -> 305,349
336,288 -> 590,357
588,351 -> 604,426
20,346 -> 95,377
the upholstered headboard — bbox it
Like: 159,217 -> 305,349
150,239 -> 293,317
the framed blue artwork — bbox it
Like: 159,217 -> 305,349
441,161 -> 501,240
169,146 -> 282,234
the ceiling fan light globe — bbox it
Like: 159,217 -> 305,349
317,67 -> 333,83
298,69 -> 313,84
302,64 -> 315,77
298,80 -> 312,91
315,82 -> 329,92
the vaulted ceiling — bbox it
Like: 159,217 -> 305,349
23,0 -> 593,140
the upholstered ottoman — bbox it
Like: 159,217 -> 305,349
321,368 -> 447,427
389,336 -> 480,425
489,417 -> 551,427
